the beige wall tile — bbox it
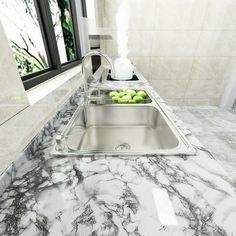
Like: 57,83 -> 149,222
101,30 -> 153,57
152,31 -> 201,57
191,57 -> 236,80
185,79 -> 225,99
148,79 -> 188,99
155,0 -> 208,30
203,0 -> 236,30
196,31 -> 236,56
94,0 -> 105,27
149,57 -> 193,80
101,0 -> 119,29
102,0 -> 156,30
126,0 -> 156,30
100,32 -> 117,56
128,57 -> 150,78
127,31 -> 153,57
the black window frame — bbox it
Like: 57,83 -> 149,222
21,0 -> 82,90
81,0 -> 87,17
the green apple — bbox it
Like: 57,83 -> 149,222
122,87 -> 129,92
112,96 -> 119,103
128,99 -> 136,104
133,95 -> 143,103
118,95 -> 131,104
122,95 -> 132,100
118,98 -> 128,103
137,90 -> 147,98
109,91 -> 119,97
127,89 -> 136,97
118,92 -> 126,98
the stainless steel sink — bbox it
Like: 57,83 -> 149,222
52,89 -> 196,156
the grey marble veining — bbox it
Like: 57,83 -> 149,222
1,82 -> 236,235
173,106 -> 236,184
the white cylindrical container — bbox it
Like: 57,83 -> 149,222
114,57 -> 133,80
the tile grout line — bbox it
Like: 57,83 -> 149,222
143,0 -> 157,83
182,0 -> 210,106
0,105 -> 30,127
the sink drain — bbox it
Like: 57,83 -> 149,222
115,142 -> 131,151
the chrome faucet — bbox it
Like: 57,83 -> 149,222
82,50 -> 115,105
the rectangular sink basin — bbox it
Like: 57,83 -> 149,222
67,106 -> 178,152
52,93 -> 196,156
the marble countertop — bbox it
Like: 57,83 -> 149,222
1,80 -> 236,236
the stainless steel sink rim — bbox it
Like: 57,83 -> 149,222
51,87 -> 196,156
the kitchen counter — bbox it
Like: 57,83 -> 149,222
1,79 -> 236,236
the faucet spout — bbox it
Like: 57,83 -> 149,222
82,50 -> 115,94
82,51 -> 114,127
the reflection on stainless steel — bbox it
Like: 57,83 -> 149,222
52,89 -> 196,156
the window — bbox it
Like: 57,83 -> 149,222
49,0 -> 77,63
0,0 -> 81,90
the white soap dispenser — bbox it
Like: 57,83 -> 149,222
114,57 -> 134,80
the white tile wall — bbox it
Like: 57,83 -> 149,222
128,57 -> 150,78
102,0 -> 156,30
191,58 -> 235,80
149,58 -> 193,80
99,0 -> 236,106
152,31 -> 201,57
154,0 -> 208,30
196,31 -> 236,57
128,31 -> 153,57
184,79 -> 224,99
203,0 -> 236,30
150,79 -> 188,99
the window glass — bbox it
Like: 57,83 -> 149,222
0,0 -> 49,77
49,0 -> 76,63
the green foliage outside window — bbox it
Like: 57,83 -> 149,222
1,0 -> 77,78
57,0 -> 76,61
11,42 -> 48,77
0,0 -> 49,77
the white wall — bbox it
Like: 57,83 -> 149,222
0,21 -> 29,125
99,0 -> 236,106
